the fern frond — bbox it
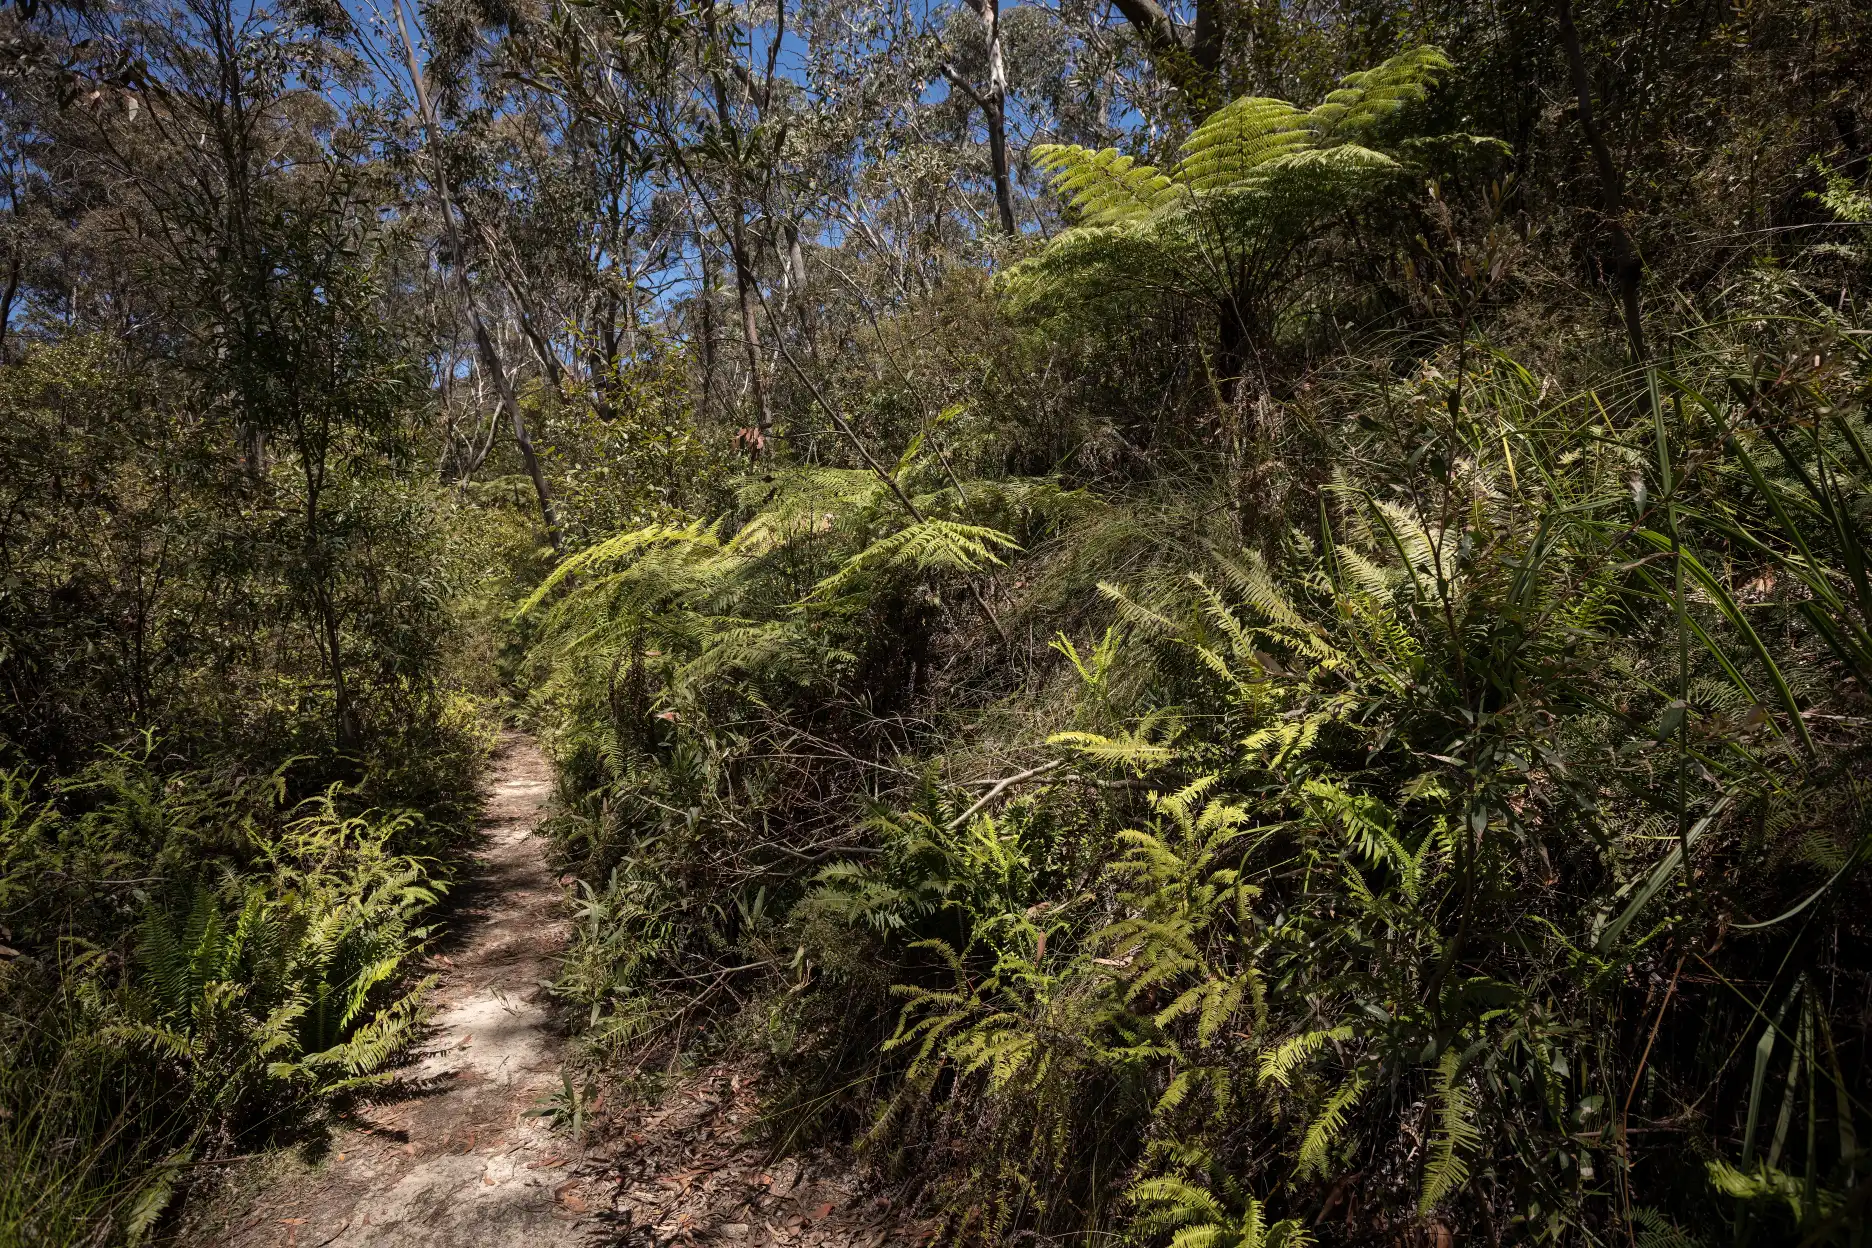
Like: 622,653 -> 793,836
1048,724 -> 1175,772
1098,581 -> 1182,637
1258,1025 -> 1353,1088
1175,97 -> 1316,190
1309,45 -> 1453,142
814,519 -> 1018,596
1032,144 -> 1180,227
1419,1047 -> 1482,1212
518,520 -> 718,615
1297,1073 -> 1367,1178
1632,1207 -> 1708,1248
124,1148 -> 192,1245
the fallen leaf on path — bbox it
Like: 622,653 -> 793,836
657,1168 -> 704,1194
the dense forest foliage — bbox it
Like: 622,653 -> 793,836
2,0 -> 1870,1242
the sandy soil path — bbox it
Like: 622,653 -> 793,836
211,732 -> 589,1248
200,732 -> 929,1248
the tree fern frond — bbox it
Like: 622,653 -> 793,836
1032,144 -> 1179,226
518,520 -> 718,615
1175,98 -> 1316,190
1310,45 -> 1453,142
814,519 -> 1018,597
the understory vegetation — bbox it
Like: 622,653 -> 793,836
6,0 -> 1872,1243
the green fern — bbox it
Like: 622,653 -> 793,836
1419,1047 -> 1483,1212
1048,711 -> 1181,773
1030,144 -> 1179,227
1127,1173 -> 1312,1248
814,519 -> 1018,597
1296,1072 -> 1367,1178
1632,1207 -> 1708,1248
1257,1025 -> 1354,1089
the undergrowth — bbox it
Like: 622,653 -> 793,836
527,300 -> 1872,1244
0,729 -> 492,1242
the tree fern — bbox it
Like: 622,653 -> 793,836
1030,144 -> 1179,227
518,519 -> 721,615
814,519 -> 1018,597
1306,45 -> 1455,141
1004,46 -> 1490,388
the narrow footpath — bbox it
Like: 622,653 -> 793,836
210,732 -> 587,1247
200,733 -> 930,1248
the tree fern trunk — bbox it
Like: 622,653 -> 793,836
1555,0 -> 1646,364
1216,302 -> 1250,404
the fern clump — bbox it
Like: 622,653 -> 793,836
2,751 -> 454,1243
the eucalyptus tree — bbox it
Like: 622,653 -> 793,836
939,0 -> 1016,235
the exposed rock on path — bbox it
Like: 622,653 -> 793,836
581,1059 -> 933,1247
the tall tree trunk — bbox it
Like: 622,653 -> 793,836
699,238 -> 718,420
589,286 -> 620,421
0,250 -> 19,360
982,0 -> 1015,234
727,207 -> 773,449
709,72 -> 774,454
317,581 -> 354,748
299,452 -> 355,749
1216,300 -> 1249,405
393,0 -> 562,550
785,220 -> 817,357
942,0 -> 1016,235
1555,0 -> 1646,364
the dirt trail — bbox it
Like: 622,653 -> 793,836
211,733 -> 588,1247
201,732 -> 930,1248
